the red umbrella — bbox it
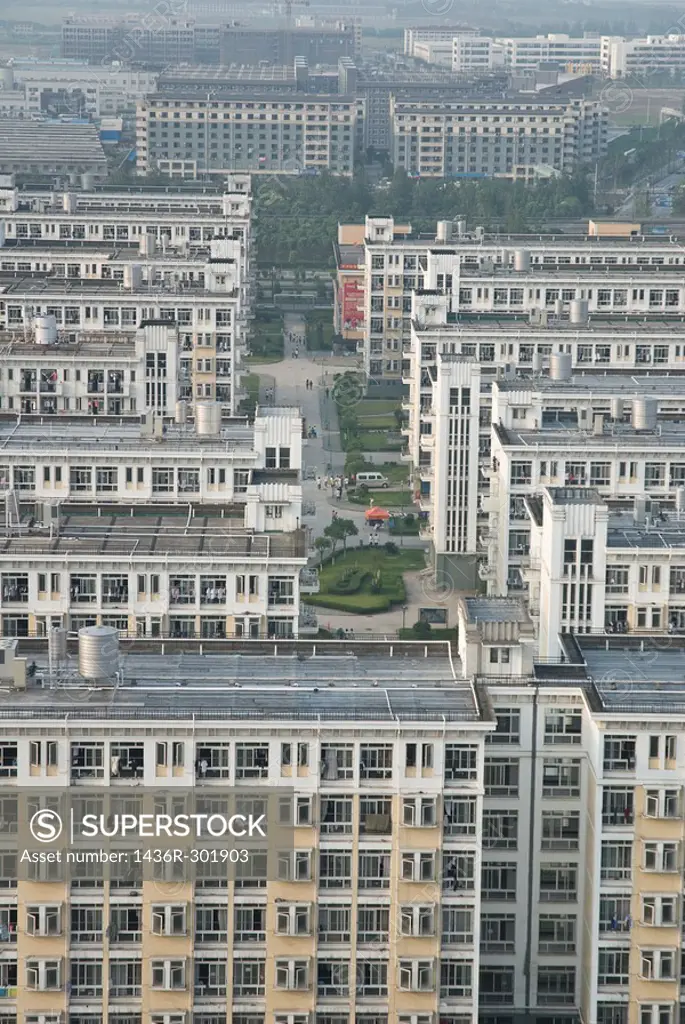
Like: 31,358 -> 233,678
365,506 -> 390,521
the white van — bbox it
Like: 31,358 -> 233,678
356,471 -> 390,488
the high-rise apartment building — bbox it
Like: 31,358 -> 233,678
390,96 -> 607,180
0,176 -> 253,416
0,631 -> 683,1024
136,92 -> 357,178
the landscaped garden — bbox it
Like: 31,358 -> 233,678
303,546 -> 426,613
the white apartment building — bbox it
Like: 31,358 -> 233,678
488,391 -> 685,599
403,300 -> 685,589
0,255 -> 245,414
389,96 -> 606,182
0,173 -> 252,249
0,498 -> 306,640
496,33 -> 602,71
602,34 -> 685,78
403,26 -> 474,57
521,482 -> 685,667
360,219 -> 685,380
0,407 -> 302,517
0,322 -> 180,417
412,41 -> 454,68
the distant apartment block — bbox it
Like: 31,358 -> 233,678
390,97 -> 607,180
136,91 -> 357,178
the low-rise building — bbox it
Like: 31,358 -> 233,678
412,40 -> 454,67
0,119 -> 108,182
0,61 -> 158,117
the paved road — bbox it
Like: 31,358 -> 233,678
250,323 -> 432,633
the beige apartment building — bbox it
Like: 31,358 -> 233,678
0,630 -> 679,1024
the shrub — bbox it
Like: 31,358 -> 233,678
384,541 -> 399,554
304,593 -> 392,612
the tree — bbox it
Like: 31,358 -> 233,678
314,536 -> 332,563
324,517 -> 358,554
336,518 -> 359,552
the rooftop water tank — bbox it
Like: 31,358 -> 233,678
78,626 -> 119,681
35,314 -> 58,346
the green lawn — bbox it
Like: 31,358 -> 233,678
357,430 -> 403,451
356,399 -> 401,416
389,517 -> 420,536
357,414 -> 396,430
305,547 -> 426,613
349,489 -> 413,506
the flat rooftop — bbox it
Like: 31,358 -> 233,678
548,486 -> 607,506
567,636 -> 685,715
607,510 -> 685,549
463,597 -> 531,624
417,313 -> 685,333
0,274 -> 237,298
0,120 -> 107,168
459,263 -> 685,278
494,420 -> 685,450
496,373 -> 685,395
0,418 -> 271,455
0,240 -> 227,263
0,504 -> 305,559
0,334 -> 136,357
3,640 -> 481,722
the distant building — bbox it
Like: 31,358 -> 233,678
61,15 -> 220,63
452,36 -> 501,74
602,33 -> 685,77
403,25 -> 476,57
497,33 -> 602,72
390,96 -> 607,180
412,40 -> 454,68
0,61 -> 157,118
136,88 -> 357,178
219,23 -> 360,64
